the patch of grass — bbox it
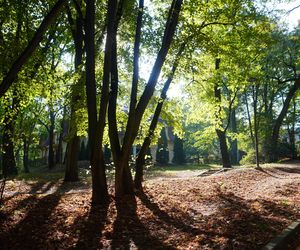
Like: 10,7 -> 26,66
16,172 -> 64,182
149,163 -> 219,172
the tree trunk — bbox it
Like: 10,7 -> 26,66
64,1 -> 84,182
23,137 -> 29,173
214,58 -> 231,168
112,0 -> 182,196
251,84 -> 261,168
230,109 -> 238,165
268,79 -> 300,162
134,42 -> 186,189
244,92 -> 255,148
56,122 -> 64,164
48,110 -> 55,169
2,121 -> 18,176
85,0 -> 108,204
216,129 -> 231,168
64,136 -> 79,181
289,98 -> 297,159
0,0 -> 67,97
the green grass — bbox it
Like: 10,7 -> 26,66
149,163 -> 219,172
16,171 -> 65,182
11,163 -> 221,183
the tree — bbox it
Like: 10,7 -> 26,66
0,0 -> 67,97
107,0 -> 183,197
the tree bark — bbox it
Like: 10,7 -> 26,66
0,0 -> 67,97
268,78 -> 300,162
2,118 -> 18,176
229,109 -> 238,165
85,0 -> 108,204
214,58 -> 231,168
134,42 -> 186,189
65,2 -> 84,182
23,137 -> 30,173
116,0 -> 182,196
48,109 -> 55,169
244,91 -> 255,148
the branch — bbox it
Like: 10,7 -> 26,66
0,0 -> 67,97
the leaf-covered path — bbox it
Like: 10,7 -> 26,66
1,162 -> 300,249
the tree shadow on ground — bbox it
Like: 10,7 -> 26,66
111,195 -> 175,250
137,191 -> 207,235
274,166 -> 300,174
1,181 -> 57,214
0,182 -> 74,250
137,189 -> 299,249
205,189 -> 300,249
75,201 -> 109,249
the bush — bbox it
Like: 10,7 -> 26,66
240,149 -> 256,165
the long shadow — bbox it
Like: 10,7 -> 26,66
1,181 -> 57,215
254,167 -> 286,179
137,191 -> 206,235
0,182 -> 74,250
210,190 -> 299,249
137,189 -> 299,249
75,201 -> 109,249
111,195 -> 175,249
274,166 -> 300,174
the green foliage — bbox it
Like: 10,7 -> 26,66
156,128 -> 169,165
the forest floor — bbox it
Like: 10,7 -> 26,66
1,161 -> 300,249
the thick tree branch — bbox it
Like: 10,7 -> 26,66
0,0 -> 67,97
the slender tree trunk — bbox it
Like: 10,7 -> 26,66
23,137 -> 30,173
0,0 -> 67,97
2,120 -> 18,176
229,109 -> 238,165
85,0 -> 108,204
214,58 -> 231,168
48,110 -> 55,169
56,115 -> 65,164
64,2 -> 84,182
252,84 -> 260,168
290,98 -> 297,159
134,42 -> 186,189
244,91 -> 255,148
112,0 -> 182,196
2,96 -> 18,176
269,79 -> 300,162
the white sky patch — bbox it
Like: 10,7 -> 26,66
265,0 -> 300,29
277,2 -> 300,29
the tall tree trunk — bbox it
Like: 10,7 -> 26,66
0,0 -> 67,97
2,96 -> 18,176
244,91 -> 255,148
112,0 -> 182,197
2,119 -> 18,176
216,129 -> 231,168
23,137 -> 29,173
289,98 -> 297,159
108,0 -> 133,197
134,42 -> 186,190
252,84 -> 260,168
56,106 -> 66,164
214,58 -> 231,168
229,108 -> 238,165
85,0 -> 108,204
48,110 -> 55,169
269,79 -> 300,162
64,2 -> 84,182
